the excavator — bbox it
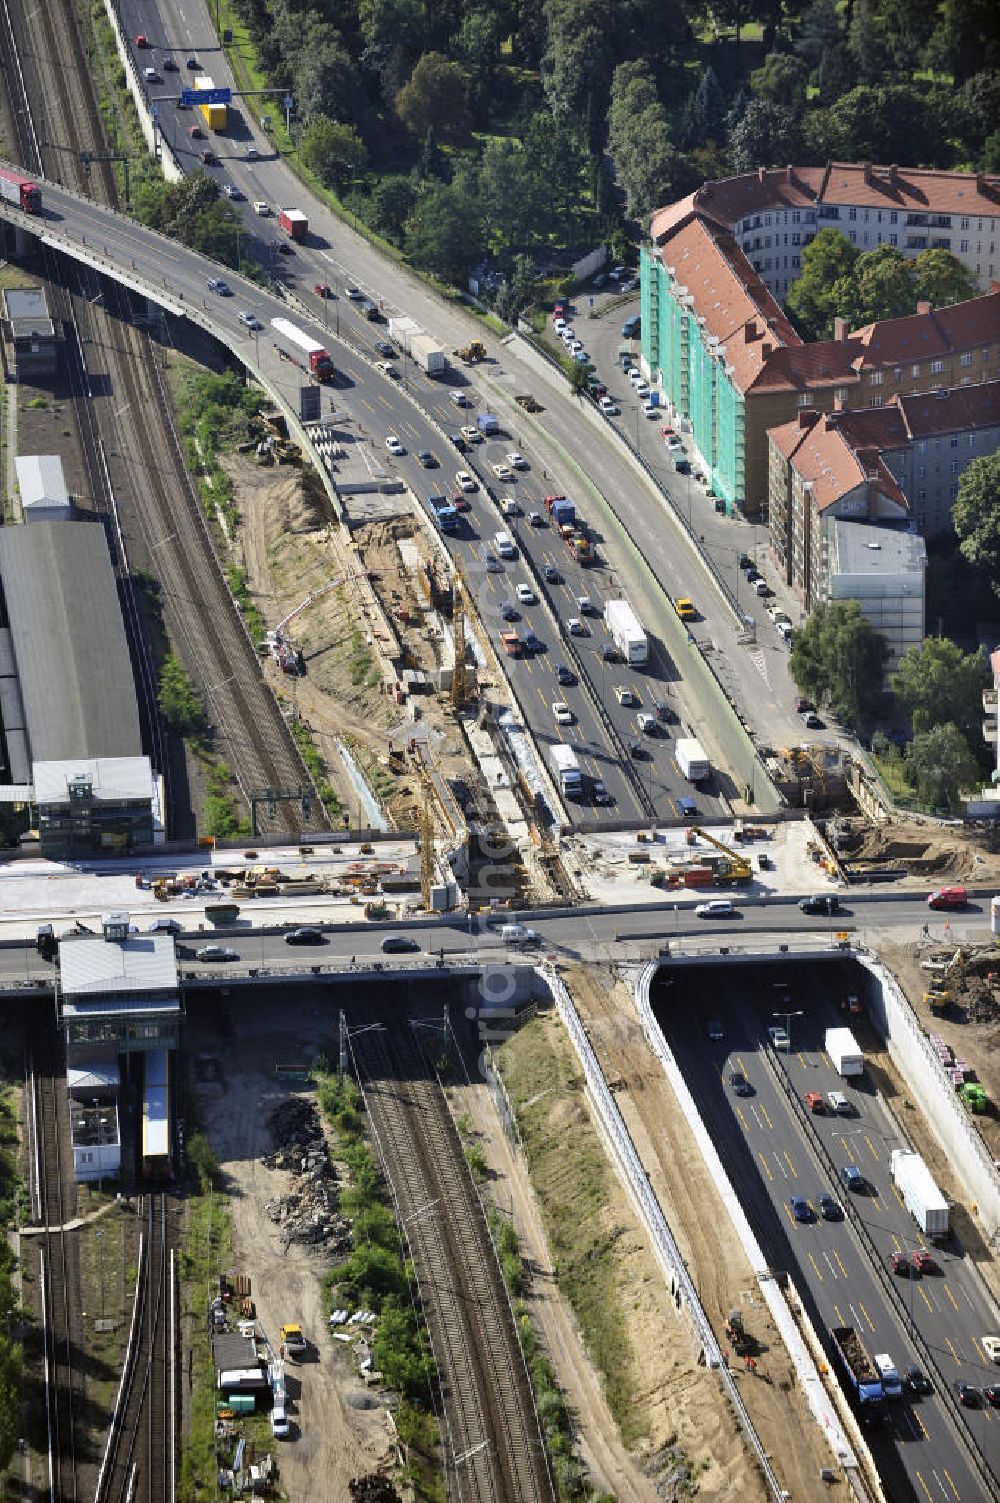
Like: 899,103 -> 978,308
684,826 -> 752,884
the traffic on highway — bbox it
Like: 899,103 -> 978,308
655,956 -> 1000,1499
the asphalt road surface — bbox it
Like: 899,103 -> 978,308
654,957 -> 1000,1501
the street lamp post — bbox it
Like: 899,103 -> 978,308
772,1009 -> 804,1051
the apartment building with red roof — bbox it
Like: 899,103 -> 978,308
640,166 -> 1000,519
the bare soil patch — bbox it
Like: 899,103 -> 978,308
838,816 -> 1000,886
564,964 -> 837,1501
495,1004 -> 764,1502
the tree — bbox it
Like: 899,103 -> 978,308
479,138 -> 530,250
847,0 -> 892,83
728,100 -> 801,173
952,453 -> 1000,597
369,177 -> 417,242
358,0 -> 427,94
837,244 -> 916,328
293,32 -> 365,125
985,130 -> 1000,173
300,117 -> 367,191
957,71 -> 1000,156
816,43 -> 851,105
688,65 -> 728,144
927,0 -> 1000,84
912,249 -> 977,309
456,6 -> 506,115
541,0 -> 614,129
785,228 -> 858,340
796,0 -> 842,66
806,84 -> 937,166
607,62 -> 679,219
750,53 -> 808,112
395,52 -> 470,141
906,724 -> 981,811
405,172 -> 484,281
567,359 -> 591,394
892,638 -> 991,741
158,654 -> 206,738
789,600 -> 889,727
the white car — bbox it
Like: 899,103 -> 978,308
634,381 -> 650,399
567,339 -> 583,354
492,461 -> 514,481
346,286 -> 364,299
599,396 -> 620,415
553,318 -> 567,333
237,311 -> 261,329
484,553 -> 503,572
628,367 -> 645,386
665,435 -> 683,451
196,944 -> 238,961
615,685 -> 637,706
223,183 -> 243,200
507,451 -> 528,469
552,701 -> 574,725
460,424 -> 482,444
567,617 -> 587,635
560,325 -> 575,341
449,389 -> 468,406
516,583 -> 535,604
455,470 -> 477,492
695,899 -> 737,919
386,435 -> 404,455
500,497 -> 521,516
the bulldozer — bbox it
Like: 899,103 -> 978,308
453,340 -> 486,365
724,1310 -> 754,1357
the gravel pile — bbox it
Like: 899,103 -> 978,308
263,1097 -> 348,1253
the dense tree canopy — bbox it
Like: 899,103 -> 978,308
223,0 -> 1000,291
789,600 -> 889,727
892,638 -> 991,743
952,454 -> 1000,598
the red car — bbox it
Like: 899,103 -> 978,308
135,32 -> 149,46
450,491 -> 471,512
804,1091 -> 826,1113
927,886 -> 967,910
314,283 -> 333,298
912,1247 -> 937,1273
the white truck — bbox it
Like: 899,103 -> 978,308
825,1026 -> 863,1077
387,316 -> 420,352
550,743 -> 582,799
889,1149 -> 949,1239
411,332 -> 446,377
603,599 -> 648,665
675,738 -> 709,782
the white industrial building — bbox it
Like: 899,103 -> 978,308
14,454 -> 72,522
820,521 -> 926,672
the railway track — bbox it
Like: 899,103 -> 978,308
351,1022 -> 554,1503
29,1046 -> 82,1503
97,1194 -> 174,1503
0,0 -> 322,835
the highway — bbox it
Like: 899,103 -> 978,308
654,957 -> 1000,1501
0,165 -> 731,823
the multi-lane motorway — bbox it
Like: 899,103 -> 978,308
657,956 -> 1000,1501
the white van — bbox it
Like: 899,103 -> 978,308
270,1400 -> 289,1437
500,923 -> 538,947
827,1091 -> 852,1115
494,531 -> 516,559
874,1353 -> 902,1399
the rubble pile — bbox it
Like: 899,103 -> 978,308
263,1097 -> 349,1253
349,1477 -> 402,1503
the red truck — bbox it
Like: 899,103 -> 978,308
269,318 -> 335,382
279,208 -> 308,240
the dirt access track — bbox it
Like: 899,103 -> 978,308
563,964 -> 838,1499
189,990 -> 395,1497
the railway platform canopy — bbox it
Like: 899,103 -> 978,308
59,914 -> 180,1054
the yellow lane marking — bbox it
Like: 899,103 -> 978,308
945,1286 -> 959,1312
918,1285 -> 933,1313
757,1152 -> 773,1182
865,1135 -> 879,1160
833,1249 -> 848,1278
759,1102 -> 773,1130
808,1252 -> 824,1282
783,1151 -> 797,1179
943,1470 -> 959,1500
858,1303 -> 876,1333
913,1472 -> 933,1503
946,1337 -> 962,1366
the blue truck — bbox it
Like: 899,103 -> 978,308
427,494 -> 459,533
477,412 -> 500,436
831,1326 -> 885,1425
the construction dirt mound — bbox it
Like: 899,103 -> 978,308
840,817 -> 1000,884
348,1477 -> 402,1503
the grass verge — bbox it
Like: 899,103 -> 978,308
177,1136 -> 233,1503
497,1016 -> 641,1447
286,718 -> 342,821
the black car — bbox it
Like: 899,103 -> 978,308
417,450 -> 437,468
955,1381 -> 981,1407
162,56 -> 179,70
789,1195 -> 813,1223
985,1384 -> 1000,1406
799,894 -> 841,915
449,433 -> 466,450
544,564 -> 561,583
185,56 -> 200,68
592,780 -> 613,805
738,553 -> 753,571
729,1071 -> 753,1097
905,1365 -> 932,1396
284,926 -> 325,946
381,934 -> 419,953
653,700 -> 677,724
555,663 -> 575,686
601,644 -> 619,662
375,341 -> 394,358
523,631 -> 543,653
628,740 -> 646,759
500,602 -> 519,621
817,1194 -> 842,1220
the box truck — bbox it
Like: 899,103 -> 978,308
279,208 -> 308,240
889,1149 -> 949,1240
195,77 -> 227,131
550,743 -> 582,798
603,599 -> 648,665
675,738 -> 709,782
410,333 -> 445,376
825,1026 -> 863,1077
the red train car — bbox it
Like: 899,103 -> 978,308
0,167 -> 41,214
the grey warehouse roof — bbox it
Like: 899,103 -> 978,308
15,455 -> 70,511
59,933 -> 179,1000
829,521 -> 927,578
0,521 -> 141,762
2,287 -> 55,337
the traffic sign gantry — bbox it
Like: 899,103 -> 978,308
180,86 -> 232,107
